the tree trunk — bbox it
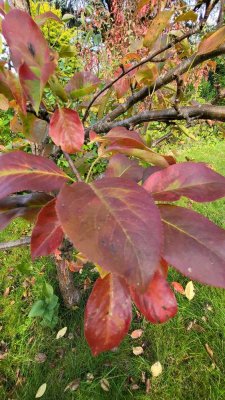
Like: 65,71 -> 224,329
11,0 -> 31,13
56,259 -> 81,308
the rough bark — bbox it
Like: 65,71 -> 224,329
56,259 -> 81,308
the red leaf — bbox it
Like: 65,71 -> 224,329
104,154 -> 144,182
85,274 -> 132,355
130,266 -> 178,324
95,127 -> 169,167
0,151 -> 69,199
113,64 -> 136,99
159,205 -> 225,288
144,162 -> 225,202
171,282 -> 185,295
49,108 -> 84,153
56,178 -> 162,291
31,199 -> 64,259
2,10 -> 57,112
0,193 -> 53,231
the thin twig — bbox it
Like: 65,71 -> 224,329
87,44 -> 225,135
82,26 -> 201,124
63,152 -> 82,182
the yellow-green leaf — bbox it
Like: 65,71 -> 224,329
143,10 -> 173,49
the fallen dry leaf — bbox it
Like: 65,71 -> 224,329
35,383 -> 47,398
186,320 -> 205,332
141,371 -> 146,383
0,352 -> 8,360
56,326 -> 67,339
35,353 -> 47,363
3,287 -> 10,297
131,383 -> 139,390
151,361 -> 162,377
68,333 -> 74,340
146,378 -> 151,393
84,277 -> 91,291
132,346 -> 144,356
171,281 -> 185,295
205,343 -> 214,359
86,373 -> 94,383
205,303 -> 213,312
100,378 -> 110,392
131,329 -> 143,339
185,281 -> 195,300
64,378 -> 80,392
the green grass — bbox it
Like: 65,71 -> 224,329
0,139 -> 225,400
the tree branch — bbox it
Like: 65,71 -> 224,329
88,45 -> 225,135
82,26 -> 201,124
90,105 -> 225,133
63,151 -> 82,181
0,237 -> 31,251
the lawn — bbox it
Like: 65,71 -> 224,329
0,139 -> 224,400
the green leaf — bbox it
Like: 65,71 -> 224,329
29,300 -> 45,317
46,294 -> 59,310
42,282 -> 54,298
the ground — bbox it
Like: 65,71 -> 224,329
0,138 -> 224,400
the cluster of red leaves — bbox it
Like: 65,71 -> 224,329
0,8 -> 225,357
0,124 -> 225,354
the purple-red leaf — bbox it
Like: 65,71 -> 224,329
0,151 -> 69,199
85,274 -> 132,355
49,108 -> 84,153
0,193 -> 53,231
144,162 -> 225,202
104,154 -> 144,182
56,178 -> 162,291
142,166 -> 162,183
131,266 -> 177,324
2,10 -> 57,112
34,11 -> 62,26
31,199 -> 64,259
159,205 -> 225,288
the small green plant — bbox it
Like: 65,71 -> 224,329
29,282 -> 59,328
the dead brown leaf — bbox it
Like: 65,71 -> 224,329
100,378 -> 110,392
3,287 -> 10,297
86,373 -> 94,383
84,277 -> 91,291
131,329 -> 143,339
132,346 -> 144,356
205,343 -> 214,359
141,371 -> 146,383
64,378 -> 80,392
146,378 -> 151,393
151,361 -> 163,377
35,353 -> 47,363
186,320 -> 205,332
131,384 -> 139,390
